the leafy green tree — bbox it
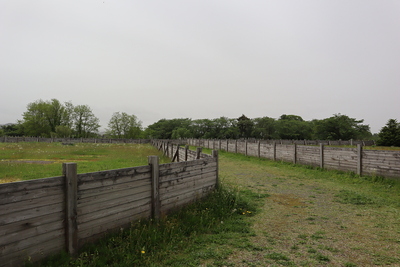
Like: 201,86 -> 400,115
20,99 -> 75,137
377,119 -> 400,146
313,114 -> 371,140
0,123 -> 23,136
237,114 -> 253,138
251,116 -> 276,139
212,117 -> 238,139
275,114 -> 312,140
144,118 -> 191,139
72,105 -> 100,138
55,125 -> 73,138
21,100 -> 52,137
191,119 -> 214,138
106,112 -> 142,139
171,127 -> 191,139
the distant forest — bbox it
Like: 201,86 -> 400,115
1,99 -> 399,146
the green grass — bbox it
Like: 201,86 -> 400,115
0,142 -> 170,182
25,184 -> 266,267
4,143 -> 400,266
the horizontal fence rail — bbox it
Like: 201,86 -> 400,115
187,139 -> 400,179
0,142 -> 218,267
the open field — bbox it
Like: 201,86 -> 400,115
0,142 -> 170,183
2,143 -> 400,266
217,151 -> 400,266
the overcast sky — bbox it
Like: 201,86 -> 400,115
1,0 -> 399,133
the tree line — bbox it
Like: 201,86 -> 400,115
1,99 -> 399,146
0,99 -> 142,139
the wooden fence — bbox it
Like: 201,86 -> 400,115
0,143 -> 218,266
188,139 -> 400,179
0,136 -> 150,144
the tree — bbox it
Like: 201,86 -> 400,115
0,123 -> 23,136
55,125 -> 73,138
106,112 -> 142,139
212,117 -> 239,139
377,119 -> 400,146
251,116 -> 276,139
72,105 -> 100,138
275,114 -> 312,140
20,99 -> 75,137
313,114 -> 371,140
21,100 -> 52,137
237,114 -> 253,138
144,118 -> 191,139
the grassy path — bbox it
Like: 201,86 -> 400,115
218,152 -> 400,266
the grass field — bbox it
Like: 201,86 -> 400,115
2,143 -> 400,266
0,142 -> 170,183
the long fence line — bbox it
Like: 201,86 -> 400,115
0,136 -> 151,144
0,141 -> 218,267
188,139 -> 400,179
0,136 -> 376,147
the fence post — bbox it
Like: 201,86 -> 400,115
185,145 -> 189,161
212,150 -> 219,189
258,141 -> 261,158
293,143 -> 297,164
226,140 -> 229,152
172,145 -> 180,162
235,140 -> 238,153
273,142 -> 277,161
245,140 -> 248,156
320,144 -> 324,169
63,163 -> 78,255
148,156 -> 160,220
196,147 -> 202,159
357,144 -> 363,176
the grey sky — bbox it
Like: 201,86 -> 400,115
1,0 -> 399,134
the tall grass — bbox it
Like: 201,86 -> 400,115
25,184 -> 267,267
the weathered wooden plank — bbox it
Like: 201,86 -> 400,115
160,173 -> 216,197
78,209 -> 150,247
78,171 -> 151,191
161,177 -> 216,202
78,179 -> 151,201
0,202 -> 64,225
161,169 -> 216,185
0,193 -> 64,216
78,189 -> 151,215
77,197 -> 151,226
159,162 -> 217,178
160,165 -> 217,183
78,165 -> 151,183
159,157 -> 216,172
363,158 -> 400,166
2,231 -> 65,267
1,219 -> 64,246
0,176 -> 63,195
161,185 -> 215,212
0,211 -> 63,237
78,202 -> 151,235
0,184 -> 64,205
78,183 -> 151,205
1,225 -> 64,257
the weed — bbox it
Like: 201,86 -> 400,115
334,190 -> 375,205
